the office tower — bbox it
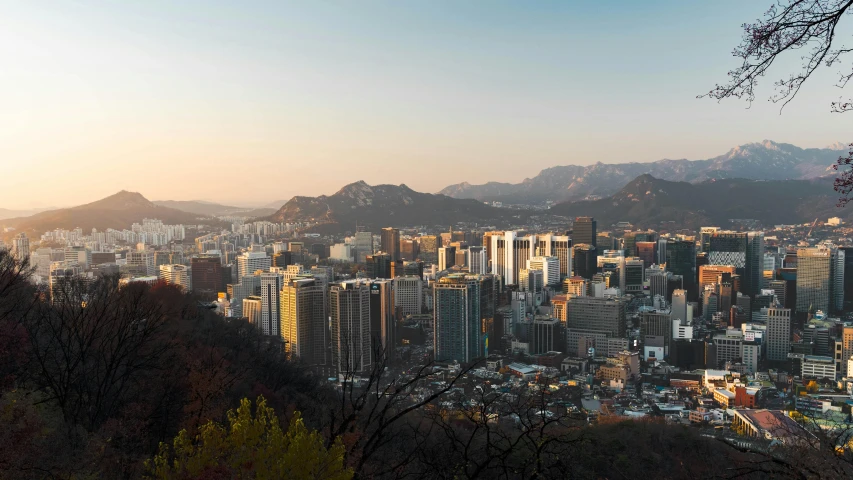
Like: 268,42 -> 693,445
418,235 -> 440,264
624,258 -> 645,294
310,243 -> 328,260
227,274 -> 261,319
840,247 -> 853,306
400,239 -> 419,261
518,268 -> 544,293
841,326 -> 853,377
367,279 -> 395,361
699,227 -> 720,252
454,248 -> 467,268
11,233 -> 30,263
702,288 -> 719,321
636,241 -> 657,268
671,289 -> 689,324
573,217 -> 597,248
243,296 -> 263,327
154,251 -> 173,268
258,272 -> 284,336
159,264 -> 191,291
777,268 -> 797,310
713,330 -> 744,368
563,276 -> 588,296
366,253 -> 392,279
237,245 -> 271,282
399,260 -> 423,279
438,246 -> 456,272
354,232 -> 374,263
330,281 -> 372,373
280,264 -> 306,282
766,307 -> 792,362
191,255 -> 225,297
381,228 -> 401,261
127,250 -> 155,276
648,268 -> 671,300
536,235 -> 572,279
699,265 -> 736,293
433,274 -> 485,363
467,246 -> 487,275
707,231 -> 764,298
527,256 -> 560,287
272,251 -> 293,269
664,238 -> 697,299
572,244 -> 597,280
796,247 -> 831,314
488,231 -> 535,285
393,276 -> 423,316
641,311 -> 673,355
596,233 -> 614,251
565,296 -> 627,354
280,277 -> 327,365
64,246 -> 91,270
831,248 -> 845,312
49,263 -> 82,303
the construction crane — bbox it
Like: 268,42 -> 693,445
806,218 -> 819,238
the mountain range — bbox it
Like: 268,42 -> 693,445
152,200 -> 276,218
440,140 -> 847,205
1,191 -> 213,238
267,180 -> 515,232
549,174 -> 848,229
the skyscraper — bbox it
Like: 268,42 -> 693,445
565,296 -> 627,354
381,227 -> 401,261
366,253 -> 392,279
433,274 -> 485,363
572,244 -> 597,280
393,276 -> 423,316
260,271 -> 284,336
665,238 -> 697,299
11,233 -> 30,263
438,246 -> 456,272
841,326 -> 853,377
227,273 -> 261,319
191,255 -> 225,297
418,235 -> 440,264
158,264 -> 191,291
831,247 -> 845,313
280,277 -> 327,365
765,307 -> 792,362
243,296 -> 262,327
536,234 -> 572,279
707,231 -> 764,299
330,281 -> 372,373
236,245 -> 271,282
527,256 -> 560,287
796,247 -> 831,314
367,279 -> 395,362
573,217 -> 597,248
468,246 -> 487,274
354,232 -> 373,263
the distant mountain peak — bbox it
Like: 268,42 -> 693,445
827,141 -> 849,151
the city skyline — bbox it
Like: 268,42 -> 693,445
2,0 -> 851,209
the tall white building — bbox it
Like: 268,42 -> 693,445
766,307 -> 792,362
243,296 -> 263,327
159,264 -> 192,291
393,276 -> 423,316
12,233 -> 30,263
467,246 -> 487,275
536,235 -> 572,279
831,247 -> 845,312
527,256 -> 560,287
797,247 -> 831,313
260,271 -> 284,336
671,289 -> 690,324
489,231 -> 536,286
236,245 -> 271,282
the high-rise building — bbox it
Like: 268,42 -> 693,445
393,276 -> 423,316
699,227 -> 721,253
765,307 -> 792,362
565,296 -> 627,353
438,246 -> 456,272
518,268 -> 544,294
126,250 -> 155,276
330,281 -> 372,373
236,245 -> 271,282
489,232 -> 535,285
366,253 -> 392,279
260,272 -> 284,336
636,241 -> 657,268
280,277 -> 327,365
671,289 -> 689,324
367,279 -> 395,362
159,264 -> 191,291
400,239 -> 419,261
841,326 -> 853,377
572,244 -> 597,280
831,247 -> 845,313
707,231 -> 764,299
191,255 -> 225,297
664,238 -> 697,299
354,232 -> 374,263
573,217 -> 597,248
796,247 -> 831,314
468,246 -> 487,275
418,235 -> 440,264
433,274 -> 486,363
563,276 -> 588,296
11,233 -> 30,263
242,296 -> 263,327
699,265 -> 737,293
381,228 -> 401,262
227,274 -> 261,319
641,311 -> 673,355
536,235 -> 572,279
527,256 -> 560,287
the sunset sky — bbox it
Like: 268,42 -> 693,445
1,0 -> 850,209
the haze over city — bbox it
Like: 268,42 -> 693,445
2,0 -> 851,209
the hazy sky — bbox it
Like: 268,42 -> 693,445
1,0 -> 851,209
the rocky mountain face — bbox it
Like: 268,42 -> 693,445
549,174 -> 848,229
268,181 -> 513,230
440,140 -> 845,204
2,191 -> 212,236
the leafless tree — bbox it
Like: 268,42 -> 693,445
703,0 -> 853,204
